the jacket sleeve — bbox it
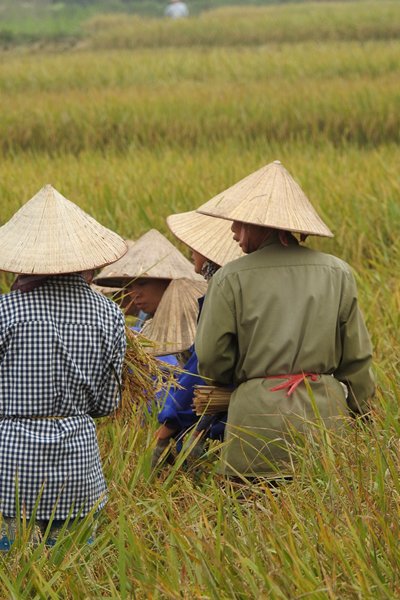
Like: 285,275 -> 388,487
334,269 -> 375,415
195,272 -> 238,386
157,351 -> 204,430
90,309 -> 127,418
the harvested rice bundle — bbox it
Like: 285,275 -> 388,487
193,385 -> 232,416
119,327 -> 179,418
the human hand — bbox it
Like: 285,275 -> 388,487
181,433 -> 206,468
151,438 -> 174,470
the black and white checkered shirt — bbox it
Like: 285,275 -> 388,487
0,275 -> 126,519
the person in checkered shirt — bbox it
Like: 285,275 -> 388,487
0,185 -> 127,550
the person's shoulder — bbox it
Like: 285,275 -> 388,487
0,290 -> 14,302
88,287 -> 125,320
307,249 -> 353,274
214,245 -> 354,281
299,248 -> 359,289
0,290 -> 33,326
213,253 -> 260,282
0,289 -> 23,309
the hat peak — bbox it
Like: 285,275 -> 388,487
36,184 -> 63,203
273,160 -> 282,165
42,184 -> 57,194
94,228 -> 203,287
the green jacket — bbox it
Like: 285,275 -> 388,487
195,232 -> 374,476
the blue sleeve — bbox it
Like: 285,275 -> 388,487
157,354 -> 180,368
154,353 -> 180,404
158,349 -> 205,430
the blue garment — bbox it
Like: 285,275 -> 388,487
196,412 -> 226,440
158,347 -> 202,430
157,294 -> 226,442
154,353 -> 180,404
0,514 -> 98,551
156,353 -> 180,370
130,324 -> 179,405
158,346 -> 226,441
135,310 -> 149,329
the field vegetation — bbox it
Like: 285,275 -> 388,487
0,1 -> 399,597
1,0 -> 400,46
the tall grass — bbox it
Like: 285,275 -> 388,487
2,388 -> 400,597
0,44 -> 399,154
1,1 -> 398,48
2,42 -> 399,92
86,2 -> 400,49
0,1 -> 399,596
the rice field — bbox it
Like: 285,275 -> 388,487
0,2 -> 400,597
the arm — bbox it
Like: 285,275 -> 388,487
157,350 -> 204,431
334,270 -> 375,415
195,272 -> 238,385
90,310 -> 127,418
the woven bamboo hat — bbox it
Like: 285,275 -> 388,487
91,283 -> 120,296
196,160 -> 333,238
141,278 -> 207,355
92,240 -> 137,289
94,229 -> 202,288
167,211 -> 243,266
0,185 -> 127,275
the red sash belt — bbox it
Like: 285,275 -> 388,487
265,373 -> 319,396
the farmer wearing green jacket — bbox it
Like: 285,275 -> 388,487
195,160 -> 374,478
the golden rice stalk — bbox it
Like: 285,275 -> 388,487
193,385 -> 232,416
118,326 -> 179,420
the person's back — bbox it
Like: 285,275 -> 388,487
0,274 -> 125,522
195,160 -> 374,477
0,275 -> 124,419
197,236 -> 374,475
0,184 -> 127,550
207,233 -> 370,393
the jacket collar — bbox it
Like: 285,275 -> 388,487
44,274 -> 89,289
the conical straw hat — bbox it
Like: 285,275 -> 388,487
94,229 -> 202,288
196,160 -> 333,238
167,211 -> 244,266
141,278 -> 207,355
92,240 -> 136,289
91,283 -> 120,296
0,184 -> 127,275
